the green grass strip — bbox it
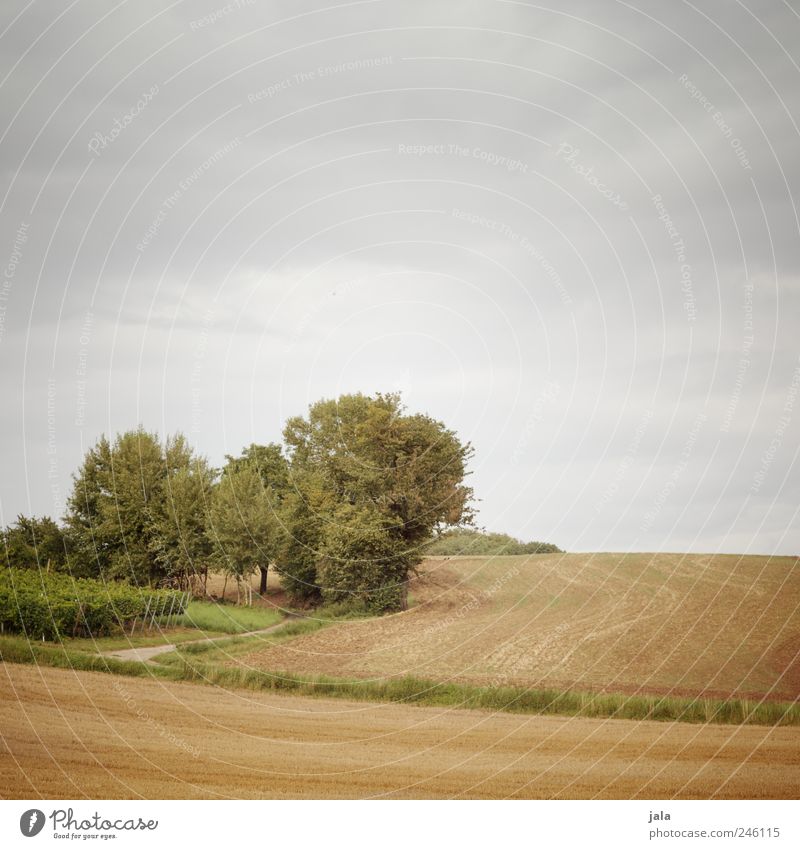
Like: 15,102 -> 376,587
173,660 -> 800,726
0,636 -> 184,681
3,634 -> 796,727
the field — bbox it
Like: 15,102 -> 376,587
2,663 -> 797,799
233,553 -> 800,701
1,552 -> 798,799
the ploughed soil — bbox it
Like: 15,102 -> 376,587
234,553 -> 800,702
1,662 -> 798,799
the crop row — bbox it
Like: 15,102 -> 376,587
0,568 -> 189,640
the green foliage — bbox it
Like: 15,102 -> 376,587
29,396 -> 476,615
0,568 -> 187,640
205,462 -> 281,601
425,528 -> 562,556
318,505 -> 409,612
65,428 -> 215,588
223,443 -> 289,498
136,656 -> 800,727
150,443 -> 215,590
278,393 -> 474,610
2,515 -> 69,572
274,487 -> 328,603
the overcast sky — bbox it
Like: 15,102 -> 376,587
0,0 -> 798,555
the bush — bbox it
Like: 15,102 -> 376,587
0,568 -> 188,640
425,529 -> 562,556
318,506 -> 410,613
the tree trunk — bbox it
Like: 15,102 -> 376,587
222,573 -> 228,602
259,565 -> 268,595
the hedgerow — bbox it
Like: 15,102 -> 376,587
0,568 -> 188,640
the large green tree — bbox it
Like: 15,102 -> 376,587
221,443 -> 289,594
278,393 -> 473,610
1,515 -> 69,572
150,436 -> 216,591
206,462 -> 282,604
65,429 -> 214,586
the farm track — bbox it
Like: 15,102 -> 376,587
1,663 -> 798,799
101,618 -> 295,664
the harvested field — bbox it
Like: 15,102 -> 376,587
1,663 -> 797,799
235,553 -> 800,700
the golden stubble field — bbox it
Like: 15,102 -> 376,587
1,663 -> 798,799
235,553 -> 800,700
2,552 -> 797,799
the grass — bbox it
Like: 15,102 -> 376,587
2,632 -> 797,727
0,599 -> 282,651
59,628 -> 226,652
155,605 -> 363,665
169,659 -> 800,727
172,600 -> 283,634
0,635 -> 184,681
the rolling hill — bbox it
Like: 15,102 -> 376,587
236,552 -> 800,701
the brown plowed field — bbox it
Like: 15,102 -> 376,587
1,663 -> 798,799
235,553 -> 800,700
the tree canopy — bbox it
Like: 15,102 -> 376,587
1,515 -> 69,573
64,429 -> 214,588
277,392 -> 474,610
4,393 -> 560,615
206,460 -> 282,601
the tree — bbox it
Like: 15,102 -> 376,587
65,429 -> 164,583
279,392 -> 474,610
318,504 -> 409,611
150,438 -> 216,591
65,428 -> 214,587
2,515 -> 69,572
206,463 -> 281,604
224,443 -> 289,498
274,481 -> 330,604
221,443 -> 289,594
64,433 -> 114,577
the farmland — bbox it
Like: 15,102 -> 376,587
233,552 -> 800,701
1,551 -> 798,799
2,663 -> 797,799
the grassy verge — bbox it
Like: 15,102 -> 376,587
172,601 -> 283,634
2,632 -> 797,727
0,636 -> 184,681
59,628 -> 226,652
154,609 -> 352,665
170,660 -> 800,727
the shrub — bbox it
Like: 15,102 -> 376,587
425,528 -> 562,556
0,568 -> 188,640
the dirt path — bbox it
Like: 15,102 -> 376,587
101,618 -> 292,663
2,663 -> 797,799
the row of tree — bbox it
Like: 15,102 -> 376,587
2,393 -> 476,613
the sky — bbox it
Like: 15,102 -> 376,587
0,0 -> 798,555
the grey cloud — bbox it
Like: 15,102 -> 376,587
1,0 -> 798,553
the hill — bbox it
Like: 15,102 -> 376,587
236,552 -> 800,701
